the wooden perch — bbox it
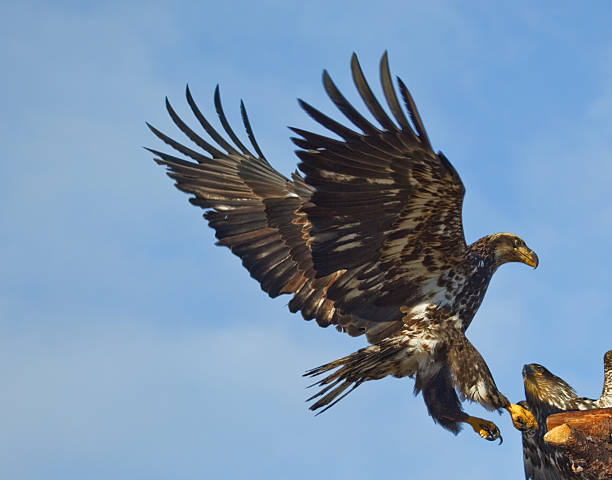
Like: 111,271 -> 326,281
544,408 -> 612,479
547,408 -> 612,435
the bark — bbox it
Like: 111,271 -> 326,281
544,408 -> 612,480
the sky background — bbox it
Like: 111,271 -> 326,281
2,1 -> 612,479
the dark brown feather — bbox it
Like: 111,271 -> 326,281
148,53 -> 535,435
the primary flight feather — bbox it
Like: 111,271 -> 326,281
147,52 -> 539,441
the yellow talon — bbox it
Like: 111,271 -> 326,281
506,403 -> 538,431
464,416 -> 502,444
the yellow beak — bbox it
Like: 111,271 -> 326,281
517,247 -> 539,269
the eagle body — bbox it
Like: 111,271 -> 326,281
374,249 -> 497,386
148,53 -> 538,441
521,352 -> 612,479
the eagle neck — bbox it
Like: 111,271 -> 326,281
455,253 -> 496,332
467,240 -> 499,270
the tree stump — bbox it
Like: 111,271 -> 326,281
543,408 -> 612,479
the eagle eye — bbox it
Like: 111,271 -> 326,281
512,238 -> 521,248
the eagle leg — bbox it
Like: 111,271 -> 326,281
506,403 -> 537,431
464,416 -> 502,444
446,332 -> 537,433
420,366 -> 503,443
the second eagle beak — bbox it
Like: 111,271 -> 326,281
517,247 -> 539,269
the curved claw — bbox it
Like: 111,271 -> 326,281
481,423 -> 503,444
465,416 -> 503,444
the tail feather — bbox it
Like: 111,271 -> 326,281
311,381 -> 362,415
304,344 -> 404,413
306,377 -> 345,401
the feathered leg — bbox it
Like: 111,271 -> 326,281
446,332 -> 537,431
421,366 -> 502,442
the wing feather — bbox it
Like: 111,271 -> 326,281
322,70 -> 380,135
379,52 -> 414,136
149,87 -> 389,337
213,86 -> 254,156
350,53 -> 398,132
522,433 -> 568,480
150,53 -> 469,344
294,53 -> 467,327
185,84 -> 241,156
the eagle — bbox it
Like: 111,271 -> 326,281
521,350 -> 612,479
147,52 -> 539,442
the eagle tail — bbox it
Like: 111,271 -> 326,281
304,344 -> 401,413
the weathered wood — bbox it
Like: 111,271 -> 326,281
544,408 -> 612,479
543,423 -> 574,445
547,407 -> 612,436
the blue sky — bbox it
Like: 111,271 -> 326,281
2,1 -> 612,478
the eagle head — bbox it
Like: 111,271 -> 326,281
522,363 -> 577,412
486,233 -> 538,269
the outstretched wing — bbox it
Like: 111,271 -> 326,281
148,86 -> 386,337
293,52 -> 467,329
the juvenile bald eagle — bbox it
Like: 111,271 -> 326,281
147,52 -> 538,441
521,350 -> 612,479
